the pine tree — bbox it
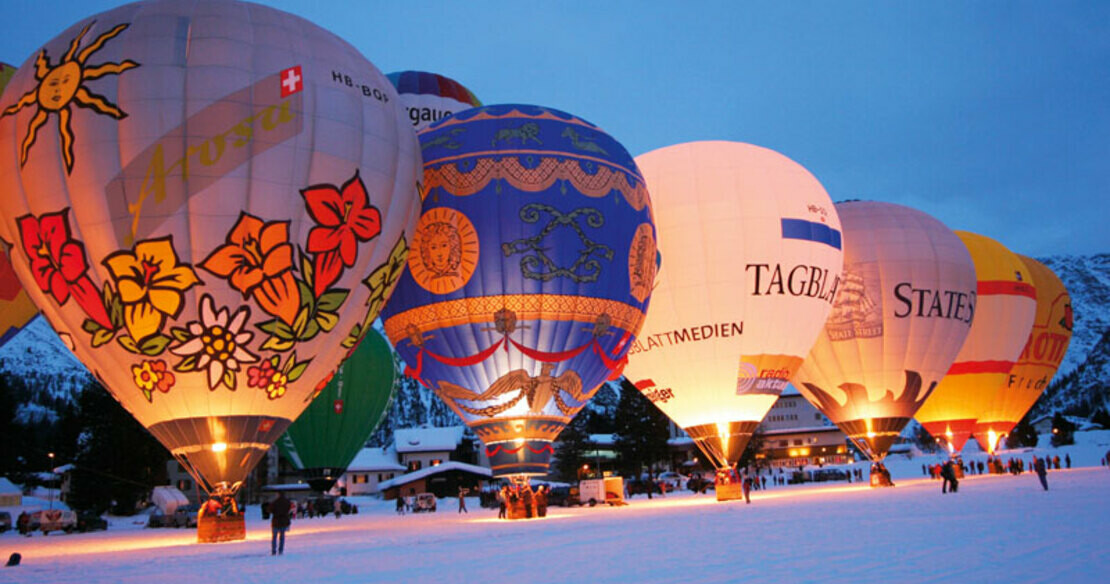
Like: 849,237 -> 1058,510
1006,414 -> 1039,448
613,379 -> 671,497
553,412 -> 595,483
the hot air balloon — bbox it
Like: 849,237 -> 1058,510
914,232 -> 1036,454
0,0 -> 421,540
624,141 -> 843,497
792,201 -> 977,464
278,327 -> 397,492
973,256 -> 1072,453
1,62 -> 40,349
381,105 -> 656,481
387,70 -> 481,131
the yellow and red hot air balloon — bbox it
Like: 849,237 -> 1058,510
0,0 -> 421,540
793,201 -> 977,463
915,232 -> 1036,453
973,256 -> 1073,452
624,141 -> 843,494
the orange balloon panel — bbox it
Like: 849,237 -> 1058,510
914,232 -> 1036,453
626,142 -> 843,470
0,246 -> 39,347
974,256 -> 1072,452
793,202 -> 976,461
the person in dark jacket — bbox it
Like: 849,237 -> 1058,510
270,492 -> 292,555
1034,456 -> 1049,491
535,485 -> 548,518
741,475 -> 753,504
940,461 -> 958,493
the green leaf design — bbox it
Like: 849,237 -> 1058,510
316,290 -> 349,312
261,336 -> 295,352
91,328 -> 115,347
175,354 -> 199,373
82,320 -> 101,334
269,355 -> 281,368
300,249 -> 314,291
222,369 -> 237,391
170,327 -> 191,343
292,307 -> 310,337
286,360 -> 310,382
257,319 -> 282,335
316,311 -> 339,333
142,389 -> 153,403
341,323 -> 362,349
118,335 -> 140,354
281,352 -> 298,375
140,334 -> 171,356
107,288 -> 124,329
301,319 -> 320,341
297,280 -> 314,309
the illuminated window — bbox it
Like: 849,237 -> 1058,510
408,461 -> 422,472
431,459 -> 443,466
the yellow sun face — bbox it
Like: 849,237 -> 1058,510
39,62 -> 82,111
0,21 -> 139,174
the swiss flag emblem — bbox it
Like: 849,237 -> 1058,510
258,419 -> 275,433
280,65 -> 303,97
333,399 -> 344,414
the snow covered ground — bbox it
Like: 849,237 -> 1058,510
2,433 -> 1109,583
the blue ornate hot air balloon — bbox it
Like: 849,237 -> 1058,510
381,105 -> 656,476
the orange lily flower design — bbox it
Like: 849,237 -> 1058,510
103,237 -> 200,342
202,213 -> 300,326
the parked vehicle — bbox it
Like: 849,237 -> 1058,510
75,511 -> 108,533
810,469 -> 849,483
657,471 -> 690,490
544,485 -> 582,507
412,492 -> 437,513
579,477 -> 625,506
626,478 -> 662,496
148,503 -> 200,528
687,473 -> 716,493
28,509 -> 77,534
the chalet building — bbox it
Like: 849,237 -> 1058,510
340,446 -> 405,496
757,392 -> 851,468
379,461 -> 491,500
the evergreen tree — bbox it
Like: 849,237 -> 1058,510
613,379 -> 671,497
1006,414 -> 1039,448
0,372 -> 21,474
554,411 -> 595,483
67,381 -> 169,514
737,426 -> 766,470
1050,412 -> 1076,446
584,382 -> 619,434
1090,407 -> 1110,430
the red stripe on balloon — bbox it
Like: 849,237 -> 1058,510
977,280 -> 1036,299
947,360 -> 1015,375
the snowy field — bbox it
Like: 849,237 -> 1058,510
2,433 -> 1109,584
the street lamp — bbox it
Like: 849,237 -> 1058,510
47,452 -> 55,510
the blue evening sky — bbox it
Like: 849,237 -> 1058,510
2,1 -> 1106,256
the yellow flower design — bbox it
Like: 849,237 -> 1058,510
265,372 -> 289,400
104,237 -> 200,342
132,361 -> 156,392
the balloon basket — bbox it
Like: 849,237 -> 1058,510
869,473 -> 894,488
715,483 -> 744,502
197,514 -> 245,543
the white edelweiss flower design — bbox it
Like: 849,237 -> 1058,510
171,294 -> 258,389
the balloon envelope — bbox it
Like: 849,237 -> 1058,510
793,201 -> 977,461
382,104 -> 655,476
973,256 -> 1072,452
386,70 -> 481,131
0,0 -> 421,493
278,328 -> 397,492
0,62 -> 39,348
624,141 -> 843,470
914,232 -> 1036,453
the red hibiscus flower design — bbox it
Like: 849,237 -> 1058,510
17,209 -> 112,330
302,171 -> 381,297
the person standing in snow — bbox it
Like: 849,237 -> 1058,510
535,485 -> 548,518
270,492 -> 291,556
457,486 -> 469,514
940,461 -> 957,493
1065,454 -> 1071,469
1034,456 -> 1049,491
741,474 -> 753,504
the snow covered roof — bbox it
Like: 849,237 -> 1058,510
589,433 -> 616,446
0,477 -> 20,494
346,447 -> 405,472
394,426 -> 466,453
762,426 -> 844,437
379,461 -> 491,491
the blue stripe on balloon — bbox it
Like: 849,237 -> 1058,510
781,218 -> 842,250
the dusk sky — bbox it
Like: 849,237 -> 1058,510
3,1 -> 1106,256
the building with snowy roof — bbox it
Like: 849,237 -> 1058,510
393,425 -> 481,472
340,446 -> 406,496
0,477 -> 22,507
759,393 -> 851,468
379,461 -> 491,500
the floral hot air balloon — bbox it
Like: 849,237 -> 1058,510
1,62 -> 40,348
973,256 -> 1072,453
0,0 -> 421,522
381,105 -> 656,477
624,141 -> 843,477
386,70 -> 481,131
792,201 -> 977,461
278,327 -> 397,492
914,232 -> 1036,453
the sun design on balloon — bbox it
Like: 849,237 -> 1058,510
0,21 -> 138,174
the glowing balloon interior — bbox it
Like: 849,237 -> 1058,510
914,232 -> 1036,453
793,201 -> 976,461
0,0 -> 422,495
973,256 -> 1072,452
625,141 -> 843,470
381,104 -> 655,476
386,70 -> 482,131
